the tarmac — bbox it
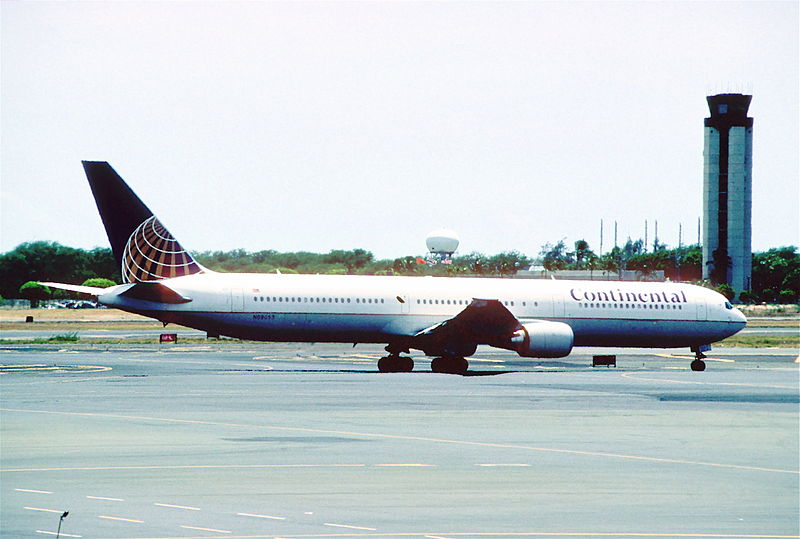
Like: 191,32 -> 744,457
1,342 -> 798,539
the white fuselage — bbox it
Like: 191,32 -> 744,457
98,273 -> 746,353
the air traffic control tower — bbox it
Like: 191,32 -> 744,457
703,93 -> 753,295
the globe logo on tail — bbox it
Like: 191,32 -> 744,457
122,216 -> 202,283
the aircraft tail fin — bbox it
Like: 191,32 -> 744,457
82,161 -> 205,283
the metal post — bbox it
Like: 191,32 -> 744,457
56,511 -> 69,539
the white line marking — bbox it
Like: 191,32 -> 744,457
15,488 -> 52,494
36,531 -> 82,538
180,525 -> 231,533
86,495 -> 124,501
154,502 -> 201,511
237,512 -> 286,520
476,463 -> 531,467
323,522 -> 377,531
25,507 -> 62,513
98,515 -> 143,523
374,463 -> 433,467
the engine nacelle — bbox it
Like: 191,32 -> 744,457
510,321 -> 574,358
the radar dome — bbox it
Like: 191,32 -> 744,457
426,229 -> 460,254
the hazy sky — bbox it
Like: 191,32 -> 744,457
2,1 -> 798,260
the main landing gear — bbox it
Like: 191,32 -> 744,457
378,344 -> 414,373
690,346 -> 707,372
431,356 -> 469,375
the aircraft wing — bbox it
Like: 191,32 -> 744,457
413,299 -> 522,353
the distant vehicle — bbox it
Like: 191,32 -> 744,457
42,161 -> 747,373
69,300 -> 97,309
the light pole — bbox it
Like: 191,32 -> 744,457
56,511 -> 69,539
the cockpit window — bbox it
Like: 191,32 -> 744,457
724,301 -> 733,310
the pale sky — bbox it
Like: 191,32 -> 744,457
2,1 -> 798,260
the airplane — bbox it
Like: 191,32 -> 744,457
42,161 -> 747,374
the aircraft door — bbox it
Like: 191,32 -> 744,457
552,292 -> 565,319
230,288 -> 245,312
397,295 -> 411,314
696,299 -> 708,321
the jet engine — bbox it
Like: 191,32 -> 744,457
509,321 -> 574,358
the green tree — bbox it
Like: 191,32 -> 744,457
19,281 -> 51,307
573,240 -> 595,270
714,283 -> 735,301
82,278 -> 117,288
0,242 -> 117,299
540,240 -> 572,271
487,251 -> 530,276
752,247 -> 799,301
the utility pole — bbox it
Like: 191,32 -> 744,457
600,219 -> 604,256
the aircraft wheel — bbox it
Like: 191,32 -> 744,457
378,356 -> 414,373
690,359 -> 706,371
378,357 -> 391,373
399,356 -> 414,372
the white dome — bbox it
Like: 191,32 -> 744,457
426,229 -> 460,254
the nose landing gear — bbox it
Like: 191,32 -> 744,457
690,346 -> 707,371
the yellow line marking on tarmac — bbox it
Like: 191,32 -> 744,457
24,506 -> 62,513
620,372 -> 797,390
653,353 -> 735,363
1,408 -> 796,475
98,515 -> 143,523
4,464 -> 367,472
1,364 -> 112,374
180,524 -> 232,533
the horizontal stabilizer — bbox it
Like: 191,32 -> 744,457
119,281 -> 192,304
39,282 -> 107,296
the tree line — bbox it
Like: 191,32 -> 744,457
1,240 -> 797,304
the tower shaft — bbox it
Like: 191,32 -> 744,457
702,94 -> 753,294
